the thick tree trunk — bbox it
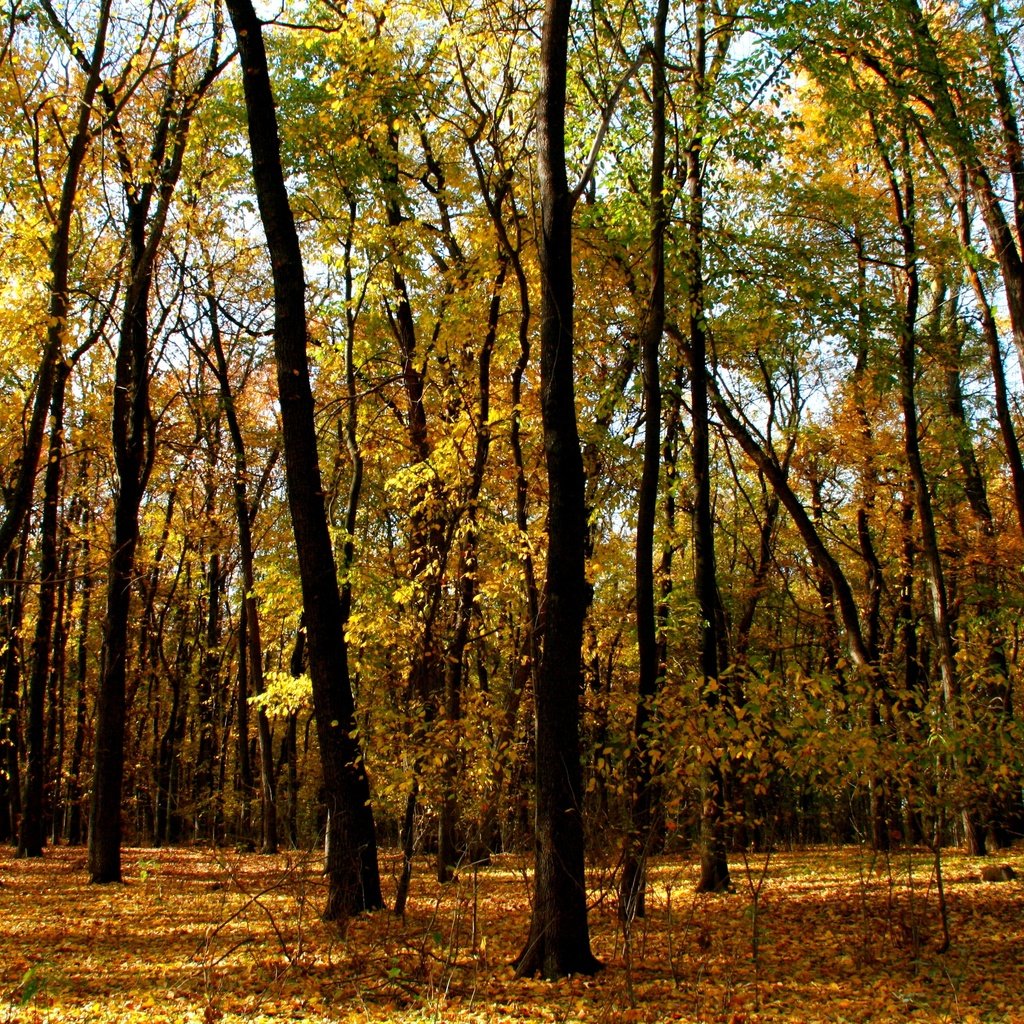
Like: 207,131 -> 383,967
226,0 -> 381,917
87,6 -> 218,880
514,0 -> 600,979
89,468 -> 144,881
89,163 -> 158,881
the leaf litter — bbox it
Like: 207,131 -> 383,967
1,845 -> 1021,1022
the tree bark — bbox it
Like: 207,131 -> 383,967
206,291 -> 278,854
0,525 -> 29,841
514,0 -> 600,979
18,360 -> 71,857
88,14 -> 220,880
226,0 -> 382,917
620,0 -> 669,922
0,0 -> 109,568
689,0 -> 731,895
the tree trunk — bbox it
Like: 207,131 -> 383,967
19,361 -> 71,857
620,0 -> 669,922
207,291 -> 278,854
87,7 -> 219,880
688,0 -> 731,895
88,165 -> 158,881
64,495 -> 92,846
955,165 -> 1024,539
0,0 -> 109,568
0,526 -> 29,841
514,0 -> 600,979
226,0 -> 382,917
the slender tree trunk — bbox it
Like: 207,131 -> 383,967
226,0 -> 381,917
705,368 -> 872,668
206,292 -> 278,854
18,361 -> 71,857
688,0 -> 731,894
899,0 -> 1024,383
956,165 -> 1024,539
64,497 -> 92,846
438,256 -> 506,877
874,122 -> 958,707
48,516 -> 74,844
235,602 -> 255,847
0,526 -> 29,841
195,532 -> 223,841
514,0 -> 600,979
0,0 -> 109,568
620,0 -> 669,922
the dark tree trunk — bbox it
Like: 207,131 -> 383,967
899,0 -> 1024,390
0,527 -> 29,841
706,370 -> 873,669
226,0 -> 382,917
88,188 -> 156,883
235,602 -> 255,847
620,0 -> 669,922
956,165 -> 1024,539
514,0 -> 600,979
206,292 -> 278,854
86,11 -> 219,881
0,1 -> 109,569
19,361 -> 71,857
64,498 -> 92,846
48,521 -> 73,845
873,121 -> 958,706
688,0 -> 730,895
195,542 -> 223,841
154,662 -> 184,846
850,228 -> 888,848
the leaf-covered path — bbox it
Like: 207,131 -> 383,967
1,846 -> 1021,1022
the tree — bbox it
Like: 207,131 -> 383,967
225,0 -> 383,918
85,0 -> 223,883
0,0 -> 109,569
620,0 -> 669,921
514,0 -> 601,979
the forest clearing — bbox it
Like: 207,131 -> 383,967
1,844 -> 1021,1024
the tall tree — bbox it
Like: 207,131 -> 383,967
0,0 -> 109,569
87,2 -> 223,883
514,0 -> 601,979
687,0 -> 734,895
225,0 -> 383,918
620,0 -> 669,921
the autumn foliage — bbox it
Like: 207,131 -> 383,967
3,0 -> 1024,1005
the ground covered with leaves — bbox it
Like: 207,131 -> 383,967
1,844 -> 1021,1023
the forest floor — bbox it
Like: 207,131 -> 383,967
0,844 -> 1021,1023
